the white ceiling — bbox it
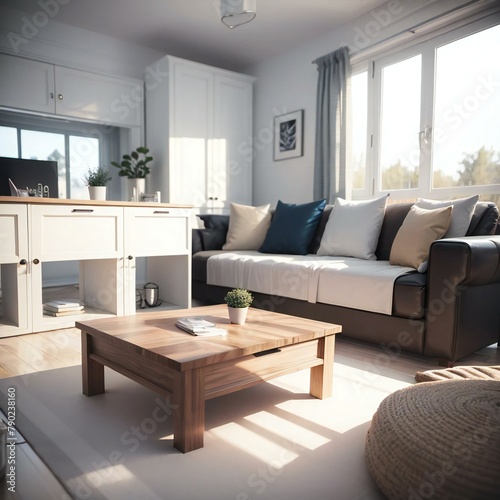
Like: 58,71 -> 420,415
5,0 -> 389,71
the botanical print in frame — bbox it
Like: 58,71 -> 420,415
274,110 -> 304,161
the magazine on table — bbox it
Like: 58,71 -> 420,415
175,316 -> 227,336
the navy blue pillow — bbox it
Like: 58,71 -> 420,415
259,199 -> 327,255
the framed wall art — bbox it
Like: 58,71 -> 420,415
274,109 -> 303,161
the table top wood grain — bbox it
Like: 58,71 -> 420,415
76,304 -> 341,371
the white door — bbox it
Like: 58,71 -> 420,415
0,54 -> 55,114
169,61 -> 213,209
213,74 -> 253,210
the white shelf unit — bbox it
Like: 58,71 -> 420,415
0,199 -> 192,337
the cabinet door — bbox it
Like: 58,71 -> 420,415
0,204 -> 30,336
169,61 -> 213,207
54,66 -> 142,126
30,205 -> 123,262
213,75 -> 253,210
0,54 -> 55,114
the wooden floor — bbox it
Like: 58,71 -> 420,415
0,328 -> 82,378
0,327 -> 498,499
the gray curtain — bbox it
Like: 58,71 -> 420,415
313,46 -> 351,203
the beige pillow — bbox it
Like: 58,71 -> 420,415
390,205 -> 452,269
223,203 -> 272,250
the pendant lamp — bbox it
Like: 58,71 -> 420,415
221,0 -> 256,29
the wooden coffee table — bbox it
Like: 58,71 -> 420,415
76,304 -> 341,453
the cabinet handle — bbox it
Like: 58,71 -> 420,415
50,92 -> 54,99
127,255 -> 134,260
153,211 -> 170,214
19,259 -> 27,265
71,209 -> 94,213
58,93 -> 63,100
33,258 -> 40,265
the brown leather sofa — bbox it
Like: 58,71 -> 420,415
192,202 -> 500,366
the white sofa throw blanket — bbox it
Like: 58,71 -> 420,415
207,251 -> 415,315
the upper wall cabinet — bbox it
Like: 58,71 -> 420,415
0,54 -> 55,114
146,55 -> 254,214
0,53 -> 143,127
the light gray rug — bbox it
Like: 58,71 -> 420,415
0,364 -> 391,499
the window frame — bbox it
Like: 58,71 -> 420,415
0,111 -> 119,199
351,13 -> 500,201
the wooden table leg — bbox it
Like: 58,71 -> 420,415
81,331 -> 105,397
173,366 -> 205,453
310,335 -> 335,399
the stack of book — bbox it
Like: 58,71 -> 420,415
43,300 -> 85,317
175,316 -> 227,336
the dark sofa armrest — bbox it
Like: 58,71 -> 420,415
192,214 -> 230,253
425,235 -> 500,363
428,236 -> 500,286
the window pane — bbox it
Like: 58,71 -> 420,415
69,135 -> 99,199
0,126 -> 18,158
380,55 -> 421,190
21,129 -> 66,197
432,24 -> 500,189
352,71 -> 368,190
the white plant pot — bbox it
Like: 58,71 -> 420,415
88,186 -> 107,201
128,178 -> 146,202
228,306 -> 249,325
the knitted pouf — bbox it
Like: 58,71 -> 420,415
415,365 -> 500,383
365,380 -> 500,500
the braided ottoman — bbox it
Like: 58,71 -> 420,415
365,380 -> 500,500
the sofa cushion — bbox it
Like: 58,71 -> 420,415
259,199 -> 326,255
317,195 -> 388,260
467,202 -> 499,235
416,195 -> 478,238
222,203 -> 272,250
390,205 -> 452,269
392,272 -> 426,319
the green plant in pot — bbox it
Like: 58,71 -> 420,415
111,146 -> 153,178
224,288 -> 253,325
84,166 -> 112,200
111,146 -> 153,201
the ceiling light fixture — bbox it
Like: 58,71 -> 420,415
220,0 -> 256,29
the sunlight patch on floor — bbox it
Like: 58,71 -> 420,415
209,422 -> 300,466
244,410 -> 330,450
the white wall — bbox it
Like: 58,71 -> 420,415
247,0 -> 479,206
0,5 -> 163,80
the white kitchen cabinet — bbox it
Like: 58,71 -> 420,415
0,204 -> 30,336
0,53 -> 142,127
146,55 -> 254,213
0,198 -> 192,336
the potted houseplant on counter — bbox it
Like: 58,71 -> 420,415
225,288 -> 253,325
84,166 -> 112,200
111,146 -> 153,201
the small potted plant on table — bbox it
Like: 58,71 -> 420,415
224,288 -> 253,325
84,166 -> 112,200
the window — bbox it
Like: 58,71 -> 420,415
0,112 -> 119,199
353,16 -> 500,205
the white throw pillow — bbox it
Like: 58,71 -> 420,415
222,203 -> 272,250
416,195 -> 478,238
317,195 -> 389,260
